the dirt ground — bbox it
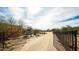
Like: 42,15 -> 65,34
20,32 -> 57,51
2,32 -> 57,51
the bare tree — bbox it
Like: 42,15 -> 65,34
0,16 -> 8,50
27,27 -> 34,37
7,17 -> 16,36
18,19 -> 25,35
0,15 -> 6,23
0,15 -> 7,32
7,17 -> 16,25
18,19 -> 25,28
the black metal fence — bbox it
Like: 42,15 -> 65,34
53,30 -> 77,51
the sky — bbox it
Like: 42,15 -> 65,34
0,7 -> 79,30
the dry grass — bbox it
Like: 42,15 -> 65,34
4,37 -> 27,51
2,33 -> 44,51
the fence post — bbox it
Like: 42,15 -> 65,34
74,30 -> 77,51
71,30 -> 77,51
71,31 -> 73,51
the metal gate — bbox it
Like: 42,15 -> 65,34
53,30 -> 77,51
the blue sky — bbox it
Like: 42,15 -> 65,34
60,15 -> 79,22
0,7 -> 13,16
0,7 -> 79,30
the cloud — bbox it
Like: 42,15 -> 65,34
0,7 -> 13,17
29,7 -> 67,29
9,7 -> 27,20
1,7 -> 79,30
27,7 -> 41,19
28,7 -> 79,29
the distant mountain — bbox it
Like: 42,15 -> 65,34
68,26 -> 79,30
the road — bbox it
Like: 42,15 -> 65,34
20,32 -> 57,51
